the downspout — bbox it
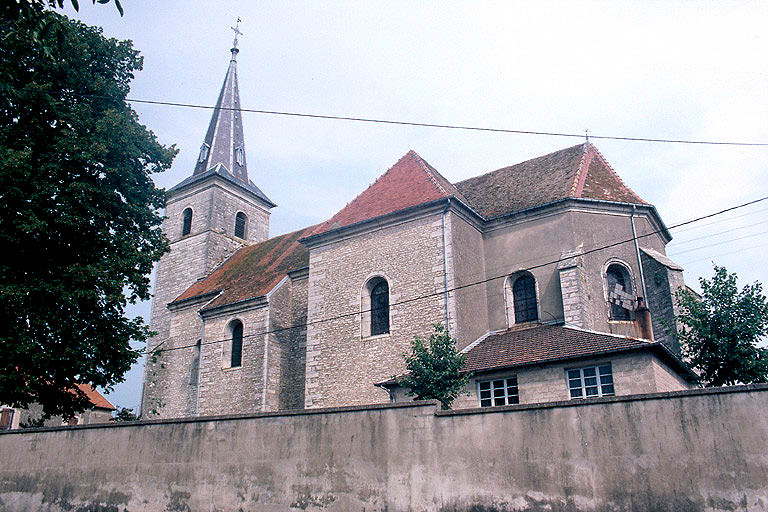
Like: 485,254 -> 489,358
441,199 -> 451,334
631,204 -> 648,300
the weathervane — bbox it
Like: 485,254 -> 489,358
585,128 -> 590,142
231,17 -> 243,54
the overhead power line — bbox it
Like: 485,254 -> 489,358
22,88 -> 768,147
147,193 -> 768,357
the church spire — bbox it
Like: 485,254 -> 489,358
192,20 -> 249,183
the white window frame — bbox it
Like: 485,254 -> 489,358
567,363 -> 615,399
477,377 -> 519,407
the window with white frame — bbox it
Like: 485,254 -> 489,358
478,377 -> 519,407
567,364 -> 614,399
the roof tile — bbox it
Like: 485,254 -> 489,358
463,324 -> 652,372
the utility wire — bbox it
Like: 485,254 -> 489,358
21,88 -> 768,147
668,229 -> 768,257
146,193 -> 768,357
667,219 -> 768,247
669,205 -> 768,234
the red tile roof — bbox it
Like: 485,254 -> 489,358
76,384 -> 115,411
462,324 -> 653,372
454,143 -> 646,219
312,150 -> 465,236
172,225 -> 317,309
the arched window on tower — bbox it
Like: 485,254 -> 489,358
181,208 -> 193,236
234,212 -> 247,239
229,319 -> 243,368
361,276 -> 390,337
511,273 -> 538,324
606,263 -> 632,321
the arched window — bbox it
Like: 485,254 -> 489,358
181,207 -> 192,236
512,274 -> 538,323
198,143 -> 209,163
362,276 -> 390,337
234,212 -> 247,239
606,263 -> 632,321
230,320 -> 243,368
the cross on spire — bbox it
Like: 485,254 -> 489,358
231,17 -> 243,56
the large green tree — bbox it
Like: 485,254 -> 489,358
398,324 -> 470,409
677,265 -> 768,386
0,11 -> 175,417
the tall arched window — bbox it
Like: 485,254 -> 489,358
181,208 -> 193,236
606,263 -> 632,320
234,212 -> 247,239
230,320 -> 243,368
362,276 -> 390,337
371,280 -> 390,336
512,274 -> 538,323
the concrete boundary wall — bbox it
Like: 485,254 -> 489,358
1,385 -> 767,511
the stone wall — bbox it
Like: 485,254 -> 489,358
1,385 -> 766,512
305,212 -> 448,408
642,251 -> 685,354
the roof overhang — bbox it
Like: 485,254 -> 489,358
167,168 -> 276,209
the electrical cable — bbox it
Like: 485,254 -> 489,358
146,193 -> 768,356
20,88 -> 768,147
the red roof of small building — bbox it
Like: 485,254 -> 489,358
172,225 -> 317,309
455,143 -> 646,219
76,384 -> 115,411
311,150 -> 466,236
463,324 -> 656,372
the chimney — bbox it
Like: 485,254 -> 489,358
634,297 -> 654,341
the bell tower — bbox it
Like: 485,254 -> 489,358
142,23 -> 275,416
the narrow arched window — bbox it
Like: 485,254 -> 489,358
512,274 -> 538,323
606,264 -> 632,320
181,208 -> 193,236
234,212 -> 247,239
371,280 -> 390,335
230,320 -> 243,368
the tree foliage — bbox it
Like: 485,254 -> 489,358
111,406 -> 138,422
677,265 -> 768,386
397,324 -> 470,409
0,12 -> 176,417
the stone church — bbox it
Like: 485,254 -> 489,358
141,42 -> 695,418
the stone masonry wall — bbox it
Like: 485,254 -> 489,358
271,274 -> 308,410
305,213 -> 448,408
641,252 -> 684,354
448,212 -> 489,349
197,305 -> 270,416
2,385 -> 766,511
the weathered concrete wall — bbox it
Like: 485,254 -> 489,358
1,385 -> 766,512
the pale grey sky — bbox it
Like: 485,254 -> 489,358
64,1 -> 768,412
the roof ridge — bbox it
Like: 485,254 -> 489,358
562,324 -> 652,343
411,150 -> 450,197
569,143 -> 591,197
585,143 -> 647,204
454,143 -> 586,186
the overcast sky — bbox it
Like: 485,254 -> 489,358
64,1 -> 768,412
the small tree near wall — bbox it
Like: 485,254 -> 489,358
397,324 -> 470,409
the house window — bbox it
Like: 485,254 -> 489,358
567,364 -> 614,399
230,320 -> 243,368
198,143 -> 209,163
181,208 -> 193,236
234,212 -> 247,239
606,263 -> 632,320
512,274 -> 538,323
478,377 -> 519,407
235,145 -> 244,166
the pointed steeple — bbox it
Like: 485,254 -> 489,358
193,22 -> 249,183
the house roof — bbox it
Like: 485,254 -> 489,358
454,143 -> 647,219
311,150 -> 467,237
76,384 -> 115,411
172,225 -> 317,310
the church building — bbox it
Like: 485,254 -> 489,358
141,39 -> 695,418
